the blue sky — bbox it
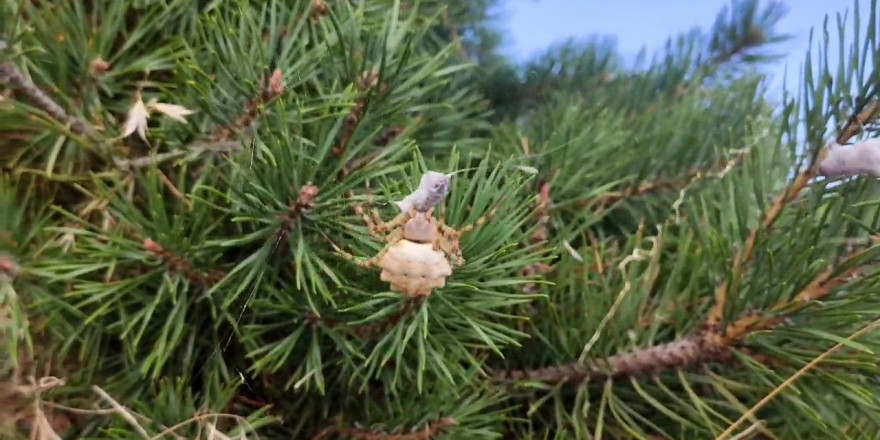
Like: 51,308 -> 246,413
497,0 -> 870,95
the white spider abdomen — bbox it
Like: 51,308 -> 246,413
379,240 -> 453,297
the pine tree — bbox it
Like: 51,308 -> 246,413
2,0 -> 880,439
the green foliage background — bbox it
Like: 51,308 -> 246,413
2,0 -> 880,439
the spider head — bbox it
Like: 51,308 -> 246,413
402,208 -> 436,243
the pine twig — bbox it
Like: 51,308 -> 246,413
276,184 -> 319,249
836,98 -> 880,143
0,252 -> 21,280
707,100 -> 880,329
278,185 -> 319,227
582,149 -> 748,210
113,70 -> 290,171
351,297 -> 424,338
207,68 -> 286,143
341,124 -> 407,177
521,180 -> 553,293
441,7 -> 464,58
718,247 -> 872,343
0,62 -> 91,134
716,317 -> 880,440
142,239 -> 225,286
113,140 -> 243,170
295,297 -> 424,341
310,417 -> 455,440
497,239 -> 875,385
494,322 -> 779,385
91,385 -> 151,439
496,331 -> 734,384
333,69 -> 386,157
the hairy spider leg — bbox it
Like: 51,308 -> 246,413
440,203 -> 500,238
351,180 -> 385,240
330,228 -> 404,267
430,215 -> 465,267
353,180 -> 409,240
432,203 -> 501,267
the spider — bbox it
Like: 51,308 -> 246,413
331,184 -> 497,297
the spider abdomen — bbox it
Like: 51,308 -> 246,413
379,240 -> 453,297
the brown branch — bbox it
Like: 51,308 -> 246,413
207,68 -> 285,143
373,125 -> 405,147
342,150 -> 381,177
582,149 -> 748,210
719,248 -> 871,342
310,417 -> 455,440
156,169 -> 192,209
278,185 -> 319,227
142,238 -> 225,286
351,297 -> 425,338
837,98 -> 880,143
298,297 -> 425,341
276,184 -> 319,251
113,139 -> 242,171
332,69 -> 388,157
0,252 -> 21,280
441,7 -> 464,58
496,331 -> 734,384
310,0 -> 328,19
1,62 -> 91,134
707,100 -> 880,329
114,71 -> 293,171
342,119 -> 416,177
333,101 -> 364,157
521,180 -> 553,294
499,243 -> 875,385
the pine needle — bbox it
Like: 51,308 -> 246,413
715,317 -> 880,440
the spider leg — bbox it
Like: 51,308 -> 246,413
331,229 -> 404,268
379,211 -> 410,236
436,203 -> 502,267
433,215 -> 466,267
441,204 -> 499,238
352,181 -> 387,240
354,180 -> 411,239
363,179 -> 388,229
329,241 -> 378,268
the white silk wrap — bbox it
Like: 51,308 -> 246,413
395,171 -> 452,212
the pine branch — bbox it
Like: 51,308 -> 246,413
0,252 -> 20,280
719,246 -> 875,343
113,69 -> 294,171
521,180 -> 553,293
581,148 -> 749,210
716,317 -> 880,440
441,7 -> 464,59
707,100 -> 880,328
0,62 -> 91,135
495,238 -> 878,385
298,297 -> 425,340
310,417 -> 455,440
277,184 -> 320,241
332,69 -> 388,157
207,68 -> 286,144
142,239 -> 225,287
495,331 -> 733,384
349,297 -> 425,338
